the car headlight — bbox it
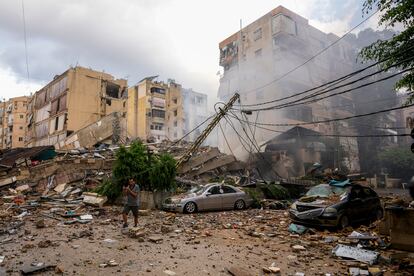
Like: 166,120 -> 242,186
290,202 -> 297,210
322,207 -> 337,216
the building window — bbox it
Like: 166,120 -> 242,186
152,109 -> 165,118
55,117 -> 59,131
18,137 -> 23,142
174,121 -> 177,127
150,87 -> 166,94
20,114 -> 24,119
152,123 -> 163,131
173,98 -> 178,104
173,110 -> 177,117
19,126 -> 23,130
272,14 -> 296,36
253,28 -> 262,41
255,48 -> 262,57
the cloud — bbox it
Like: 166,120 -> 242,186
0,0 -> 383,102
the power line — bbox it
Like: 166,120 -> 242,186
21,0 -> 30,84
234,42 -> 414,109
227,111 -> 283,179
240,9 -> 379,95
232,115 -> 410,138
241,67 -> 413,112
167,114 -> 214,149
218,121 -> 234,156
229,103 -> 414,127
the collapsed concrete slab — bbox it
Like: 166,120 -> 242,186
82,192 -> 108,207
55,112 -> 126,150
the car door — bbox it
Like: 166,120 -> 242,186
221,185 -> 239,210
200,185 -> 223,211
362,187 -> 378,219
348,186 -> 368,222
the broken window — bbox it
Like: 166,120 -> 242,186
272,14 -> 296,36
106,82 -> 120,98
152,109 -> 165,118
55,117 -> 59,131
253,28 -> 262,41
173,98 -> 178,104
150,87 -> 166,95
220,40 -> 239,70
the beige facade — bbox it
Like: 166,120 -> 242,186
0,96 -> 29,149
218,5 -> 360,172
27,66 -> 127,148
127,77 -> 185,142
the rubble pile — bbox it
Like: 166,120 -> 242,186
0,200 -> 413,275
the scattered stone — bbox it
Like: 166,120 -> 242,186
163,269 -> 177,275
292,245 -> 306,252
368,267 -> 382,276
148,235 -> 163,243
35,219 -> 45,229
227,266 -> 253,276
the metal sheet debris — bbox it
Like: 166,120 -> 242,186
332,244 -> 379,265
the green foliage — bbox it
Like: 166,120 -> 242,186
113,142 -> 150,190
360,0 -> 414,103
96,141 -> 177,199
95,178 -> 120,201
244,188 -> 263,208
262,184 -> 290,200
378,147 -> 414,180
149,154 -> 177,192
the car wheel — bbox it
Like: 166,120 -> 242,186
184,202 -> 197,214
234,199 -> 246,210
339,215 -> 349,229
375,208 -> 383,221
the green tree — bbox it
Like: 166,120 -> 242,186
149,153 -> 177,192
96,141 -> 177,201
361,0 -> 414,102
378,147 -> 414,180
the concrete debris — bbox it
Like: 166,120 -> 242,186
332,244 -> 379,265
82,193 -> 108,207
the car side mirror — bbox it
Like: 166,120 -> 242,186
205,192 -> 212,197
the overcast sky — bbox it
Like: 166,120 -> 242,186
0,0 -> 381,102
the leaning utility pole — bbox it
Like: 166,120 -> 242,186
176,92 -> 240,168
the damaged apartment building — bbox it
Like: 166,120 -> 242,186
0,96 -> 29,149
8,66 -> 209,150
26,66 -> 128,149
217,5 -> 361,177
127,76 -> 210,143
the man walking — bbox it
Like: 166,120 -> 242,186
122,178 -> 140,228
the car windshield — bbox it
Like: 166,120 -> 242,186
306,184 -> 347,198
187,186 -> 208,196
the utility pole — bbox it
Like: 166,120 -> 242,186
176,93 -> 240,168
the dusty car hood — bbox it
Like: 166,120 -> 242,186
170,193 -> 197,201
298,193 -> 347,205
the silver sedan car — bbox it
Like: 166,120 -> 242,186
162,183 -> 252,213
